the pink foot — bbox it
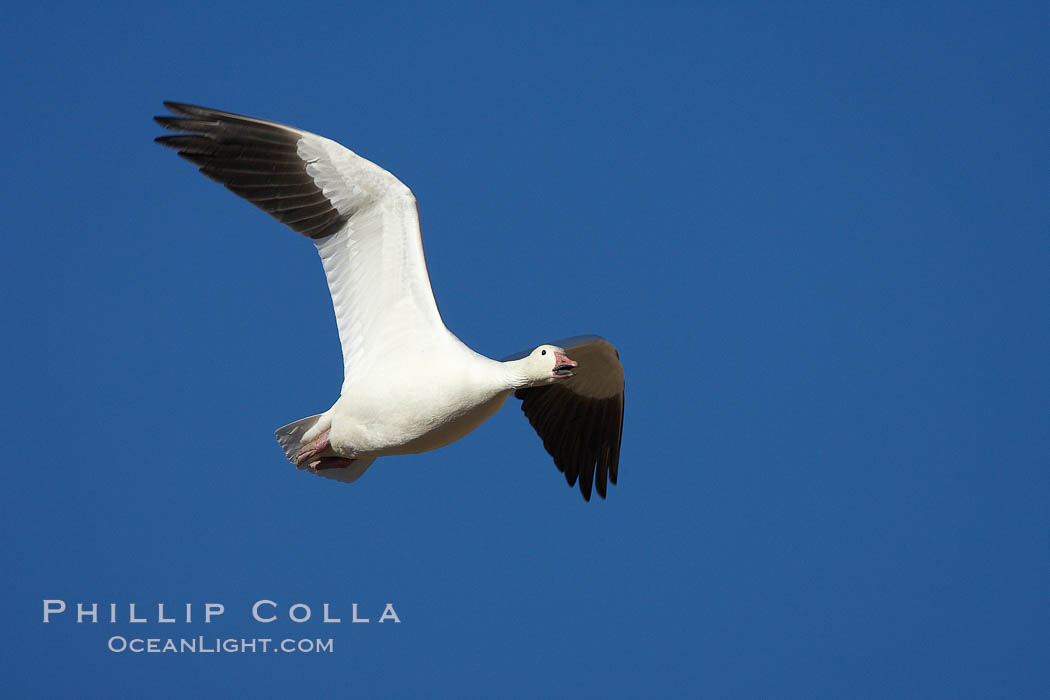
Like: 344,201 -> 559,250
307,456 -> 356,471
296,429 -> 331,467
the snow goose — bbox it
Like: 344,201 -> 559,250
154,102 -> 625,501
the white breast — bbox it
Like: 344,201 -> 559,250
327,346 -> 511,458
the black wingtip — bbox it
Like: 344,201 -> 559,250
153,115 -> 188,130
153,133 -> 181,147
579,468 -> 594,502
162,100 -> 209,117
150,101 -> 350,241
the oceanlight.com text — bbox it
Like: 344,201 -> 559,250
107,636 -> 334,654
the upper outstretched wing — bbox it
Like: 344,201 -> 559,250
155,102 -> 450,390
505,335 -> 625,501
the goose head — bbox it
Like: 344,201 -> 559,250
514,344 -> 578,387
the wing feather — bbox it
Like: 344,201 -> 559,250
155,102 -> 450,389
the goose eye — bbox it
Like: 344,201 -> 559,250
541,349 -> 547,356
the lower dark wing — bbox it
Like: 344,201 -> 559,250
506,336 -> 625,501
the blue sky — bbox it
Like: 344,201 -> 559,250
2,2 -> 1046,697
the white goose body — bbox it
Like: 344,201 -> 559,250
324,350 -> 513,458
156,102 -> 625,501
